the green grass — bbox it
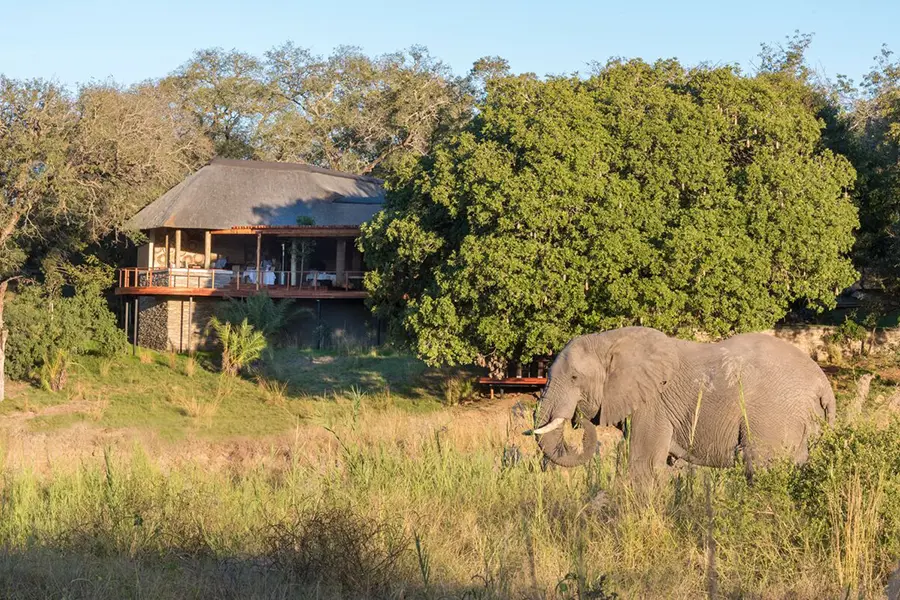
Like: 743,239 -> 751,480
1,348 -> 446,441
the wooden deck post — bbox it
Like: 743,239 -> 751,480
290,239 -> 298,287
164,232 -> 170,268
204,231 -> 212,269
179,299 -> 184,353
174,229 -> 182,269
187,296 -> 193,352
335,239 -> 347,290
133,298 -> 139,355
255,233 -> 262,290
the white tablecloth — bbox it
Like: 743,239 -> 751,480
245,269 -> 276,285
305,272 -> 337,282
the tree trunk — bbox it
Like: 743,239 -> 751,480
0,280 -> 8,402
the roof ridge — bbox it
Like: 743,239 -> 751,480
208,158 -> 384,185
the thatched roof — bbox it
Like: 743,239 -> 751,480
129,158 -> 385,230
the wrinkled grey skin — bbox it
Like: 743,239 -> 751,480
535,327 -> 835,478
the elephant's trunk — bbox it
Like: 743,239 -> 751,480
536,416 -> 598,467
534,385 -> 598,467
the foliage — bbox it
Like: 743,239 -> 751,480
0,75 -> 210,399
0,76 -> 211,274
166,44 -> 474,178
361,59 -> 859,368
38,348 -> 72,392
217,291 -> 309,342
5,256 -> 126,382
440,373 -> 477,406
825,312 -> 870,355
207,317 -> 267,376
833,46 -> 900,290
792,420 -> 900,584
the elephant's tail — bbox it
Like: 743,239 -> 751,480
820,382 -> 837,427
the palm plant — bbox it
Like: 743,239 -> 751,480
208,317 -> 267,376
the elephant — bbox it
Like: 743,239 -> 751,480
530,327 -> 835,478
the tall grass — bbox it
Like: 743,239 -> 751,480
1,404 -> 898,599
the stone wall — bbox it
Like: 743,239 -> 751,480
761,325 -> 900,360
136,297 -> 169,351
165,298 -> 218,352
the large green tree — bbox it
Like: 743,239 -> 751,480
360,60 -> 859,374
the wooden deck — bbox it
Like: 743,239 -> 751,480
115,286 -> 368,299
477,377 -> 548,399
115,267 -> 368,299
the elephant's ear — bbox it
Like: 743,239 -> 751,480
598,327 -> 678,426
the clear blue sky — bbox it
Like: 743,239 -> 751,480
0,0 -> 897,87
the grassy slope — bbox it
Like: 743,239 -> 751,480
1,349 -> 446,442
0,349 -> 899,599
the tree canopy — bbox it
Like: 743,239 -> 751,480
836,46 -> 900,289
166,44 -> 475,179
360,59 -> 859,372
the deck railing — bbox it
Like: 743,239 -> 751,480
117,267 -> 366,292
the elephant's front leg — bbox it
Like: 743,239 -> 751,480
627,408 -> 674,480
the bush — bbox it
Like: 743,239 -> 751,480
5,256 -> 126,382
207,317 -> 267,376
825,312 -> 869,356
792,420 -> 900,588
266,506 -> 408,598
38,348 -> 73,392
440,374 -> 477,406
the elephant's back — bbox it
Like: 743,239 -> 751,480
716,333 -> 829,388
683,333 -> 830,462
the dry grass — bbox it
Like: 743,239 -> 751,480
167,390 -> 223,427
0,400 -> 897,599
829,471 -> 885,598
97,357 -> 114,378
257,376 -> 289,406
138,349 -> 153,365
166,349 -> 178,370
84,394 -> 109,422
2,352 -> 899,599
183,354 -> 197,378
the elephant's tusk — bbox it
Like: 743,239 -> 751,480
532,417 -> 566,435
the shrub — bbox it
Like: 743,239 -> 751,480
208,317 -> 267,376
825,313 -> 869,356
441,374 -> 477,406
37,348 -> 72,392
792,420 -> 900,588
5,256 -> 126,382
265,506 -> 408,598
